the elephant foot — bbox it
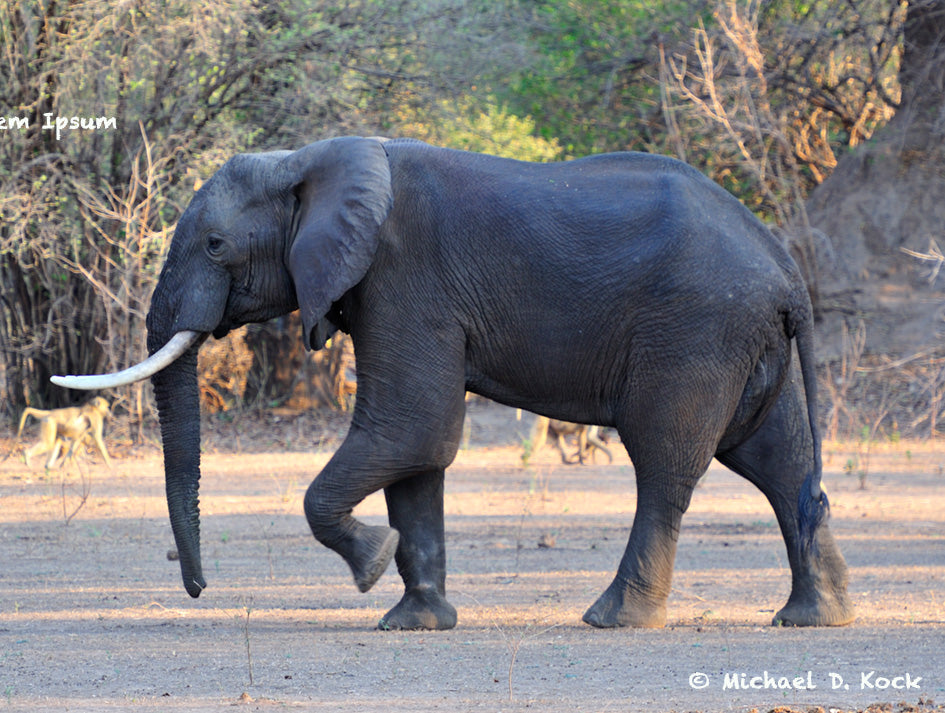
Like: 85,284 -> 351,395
775,533 -> 855,627
582,580 -> 666,629
378,587 -> 457,631
773,591 -> 855,627
346,524 -> 400,593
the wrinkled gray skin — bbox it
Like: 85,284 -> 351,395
144,137 -> 854,630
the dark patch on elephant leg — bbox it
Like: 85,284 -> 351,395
378,469 -> 457,631
717,381 -> 855,627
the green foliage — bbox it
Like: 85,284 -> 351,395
397,99 -> 561,161
490,0 -> 700,156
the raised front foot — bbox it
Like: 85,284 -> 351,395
582,580 -> 667,628
378,586 -> 457,631
346,524 -> 400,593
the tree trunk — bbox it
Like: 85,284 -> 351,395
900,0 -> 945,109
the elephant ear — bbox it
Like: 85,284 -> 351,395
282,137 -> 392,350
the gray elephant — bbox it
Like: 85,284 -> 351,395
54,136 -> 854,630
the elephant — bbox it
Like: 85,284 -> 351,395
53,136 -> 855,630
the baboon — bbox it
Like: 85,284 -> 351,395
17,396 -> 113,469
530,415 -> 613,465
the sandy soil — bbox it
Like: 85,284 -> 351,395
1,402 -> 943,712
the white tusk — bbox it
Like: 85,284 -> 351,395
51,330 -> 202,390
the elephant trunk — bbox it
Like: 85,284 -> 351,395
150,340 -> 206,597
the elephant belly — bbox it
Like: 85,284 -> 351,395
463,346 -> 617,426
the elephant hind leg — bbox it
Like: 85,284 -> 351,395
583,408 -> 721,628
716,382 -> 855,627
582,462 -> 708,628
582,363 -> 756,629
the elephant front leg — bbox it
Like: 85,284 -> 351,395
303,334 -> 466,626
378,469 -> 457,630
303,395 -> 465,622
303,428 -> 404,594
304,490 -> 401,594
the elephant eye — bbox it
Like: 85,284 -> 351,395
206,234 -> 227,258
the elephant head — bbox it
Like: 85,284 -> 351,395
53,137 -> 393,596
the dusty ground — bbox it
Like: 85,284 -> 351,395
1,401 -> 943,712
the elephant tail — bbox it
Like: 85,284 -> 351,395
790,299 -> 830,557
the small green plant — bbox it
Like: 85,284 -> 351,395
237,598 -> 255,686
519,437 -> 534,466
843,452 -> 868,489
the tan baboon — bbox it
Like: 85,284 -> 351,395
17,396 -> 112,469
530,415 -> 613,465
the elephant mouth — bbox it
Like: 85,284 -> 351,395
212,323 -> 234,339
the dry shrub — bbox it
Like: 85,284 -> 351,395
197,328 -> 254,414
243,314 -> 356,413
660,0 -> 903,302
821,320 -> 945,443
195,319 -> 357,415
663,0 -> 900,213
0,0 -> 430,422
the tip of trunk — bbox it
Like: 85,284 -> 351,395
184,572 -> 207,598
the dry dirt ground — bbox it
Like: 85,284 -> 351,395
1,400 -> 943,713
